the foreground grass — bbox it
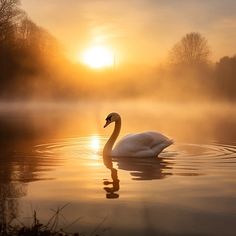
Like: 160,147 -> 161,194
0,204 -> 103,236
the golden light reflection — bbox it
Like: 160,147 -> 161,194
90,135 -> 100,152
81,46 -> 114,69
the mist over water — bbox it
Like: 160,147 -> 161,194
1,100 -> 236,236
1,0 -> 236,235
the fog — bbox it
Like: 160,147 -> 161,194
1,100 -> 235,145
1,0 -> 236,150
1,1 -> 236,102
1,2 -> 236,236
1,0 -> 236,154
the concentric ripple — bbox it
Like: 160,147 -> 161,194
35,136 -> 107,159
34,136 -> 236,179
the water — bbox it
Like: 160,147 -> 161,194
1,101 -> 236,236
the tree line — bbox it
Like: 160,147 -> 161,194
0,0 -> 71,99
166,32 -> 236,101
0,0 -> 235,101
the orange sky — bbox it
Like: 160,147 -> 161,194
21,0 -> 236,65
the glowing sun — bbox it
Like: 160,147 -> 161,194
81,46 -> 114,69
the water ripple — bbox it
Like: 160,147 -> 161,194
34,136 -> 236,180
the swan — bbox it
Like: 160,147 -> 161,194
103,112 -> 173,158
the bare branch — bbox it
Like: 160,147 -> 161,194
170,32 -> 211,66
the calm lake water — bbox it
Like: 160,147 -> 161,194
1,101 -> 236,236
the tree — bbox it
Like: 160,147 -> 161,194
0,0 -> 22,43
215,55 -> 236,100
170,32 -> 210,66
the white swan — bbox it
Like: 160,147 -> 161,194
103,112 -> 173,158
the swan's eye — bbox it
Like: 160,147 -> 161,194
106,115 -> 112,122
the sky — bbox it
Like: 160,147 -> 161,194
21,0 -> 236,65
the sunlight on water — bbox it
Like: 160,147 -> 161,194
33,136 -> 236,180
1,103 -> 236,236
15,136 -> 236,235
89,135 -> 101,153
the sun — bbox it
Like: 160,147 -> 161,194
81,46 -> 114,69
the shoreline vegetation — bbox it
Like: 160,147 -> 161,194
0,1 -> 236,102
0,204 -> 103,236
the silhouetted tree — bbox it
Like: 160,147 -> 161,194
170,32 -> 210,66
162,33 -> 213,100
0,0 -> 68,99
215,55 -> 236,100
0,0 -> 22,43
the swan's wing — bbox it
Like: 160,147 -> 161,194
112,133 -> 149,156
115,132 -> 153,148
112,131 -> 173,157
146,131 -> 173,146
145,132 -> 173,155
118,132 -> 170,146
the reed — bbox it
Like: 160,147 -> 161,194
0,203 -> 103,236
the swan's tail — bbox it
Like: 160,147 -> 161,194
168,139 -> 174,145
163,138 -> 174,149
153,138 -> 174,157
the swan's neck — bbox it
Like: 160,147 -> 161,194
103,118 -> 121,156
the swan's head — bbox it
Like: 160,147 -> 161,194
104,112 -> 120,128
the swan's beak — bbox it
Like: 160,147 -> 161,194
104,121 -> 109,128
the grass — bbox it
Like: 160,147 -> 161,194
0,204 -> 104,236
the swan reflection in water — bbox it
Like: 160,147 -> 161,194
102,152 -> 174,199
102,153 -> 120,199
113,155 -> 173,181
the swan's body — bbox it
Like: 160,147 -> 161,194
112,131 -> 172,157
103,112 -> 173,158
